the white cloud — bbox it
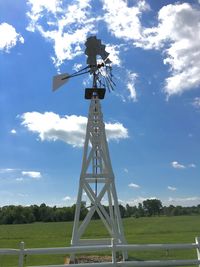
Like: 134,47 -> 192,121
188,163 -> 196,168
124,168 -> 128,173
167,196 -> 200,207
0,168 -> 15,173
62,196 -> 71,201
22,171 -> 42,179
0,23 -> 24,52
126,71 -> 138,102
27,0 -> 60,16
118,199 -> 125,205
135,3 -> 200,96
21,111 -> 128,147
117,196 -> 200,207
105,122 -> 128,141
171,161 -> 196,169
128,183 -> 140,189
167,186 -> 177,191
171,161 -> 185,169
10,129 -> 17,134
125,196 -> 157,206
102,0 -> 149,41
105,44 -> 121,66
193,97 -> 200,108
26,0 -> 96,67
73,63 -> 83,72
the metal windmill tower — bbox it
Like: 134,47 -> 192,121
53,36 -> 127,261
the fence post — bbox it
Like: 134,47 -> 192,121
111,238 -> 117,266
196,237 -> 200,267
18,241 -> 24,267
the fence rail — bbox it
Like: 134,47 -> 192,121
0,237 -> 200,267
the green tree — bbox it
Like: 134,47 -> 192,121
137,203 -> 145,217
142,199 -> 163,216
119,204 -> 126,218
125,204 -> 132,217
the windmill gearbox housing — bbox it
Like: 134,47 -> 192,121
85,88 -> 106,99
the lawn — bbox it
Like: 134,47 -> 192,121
0,216 -> 200,266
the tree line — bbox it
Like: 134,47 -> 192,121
0,199 -> 200,225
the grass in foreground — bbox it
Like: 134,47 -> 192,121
0,216 -> 200,266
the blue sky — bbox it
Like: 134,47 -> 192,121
0,0 -> 200,207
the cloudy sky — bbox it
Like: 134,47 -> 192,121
1,0 -> 200,207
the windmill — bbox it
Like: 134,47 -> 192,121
53,36 -> 127,261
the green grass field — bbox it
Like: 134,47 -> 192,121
0,216 -> 200,266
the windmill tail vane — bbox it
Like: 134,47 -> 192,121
52,36 -> 115,95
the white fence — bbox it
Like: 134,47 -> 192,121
0,237 -> 200,267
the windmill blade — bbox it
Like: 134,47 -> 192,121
53,73 -> 70,91
107,74 -> 116,88
105,76 -> 115,91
